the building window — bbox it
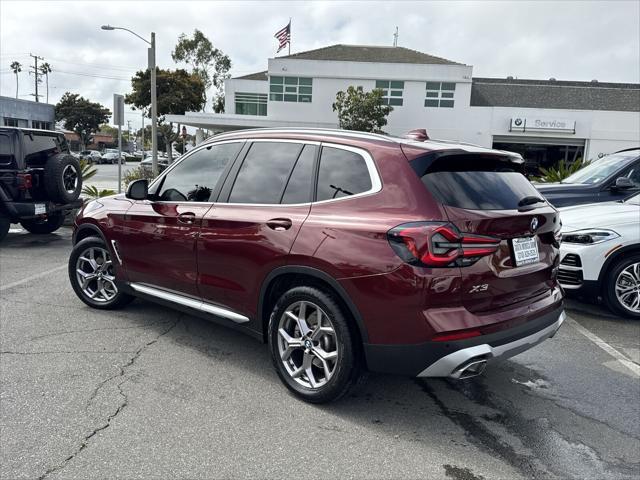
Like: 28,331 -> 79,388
425,82 -> 456,108
235,92 -> 267,116
4,117 -> 29,127
31,120 -> 52,130
375,80 -> 404,106
269,76 -> 312,103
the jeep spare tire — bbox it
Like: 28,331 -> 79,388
44,154 -> 82,203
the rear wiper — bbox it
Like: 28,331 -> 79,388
518,196 -> 546,207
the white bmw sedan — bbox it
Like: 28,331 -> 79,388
558,193 -> 640,318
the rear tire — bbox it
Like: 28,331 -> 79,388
68,237 -> 134,310
20,213 -> 65,234
0,216 -> 10,242
604,254 -> 640,319
44,154 -> 82,203
268,286 -> 363,403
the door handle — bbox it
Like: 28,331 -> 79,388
266,218 -> 292,231
178,212 -> 196,224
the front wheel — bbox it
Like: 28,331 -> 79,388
20,213 -> 65,234
268,286 -> 363,403
68,237 -> 134,310
604,254 -> 640,319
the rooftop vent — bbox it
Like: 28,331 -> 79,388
549,77 -> 557,81
506,76 -> 514,80
591,79 -> 598,83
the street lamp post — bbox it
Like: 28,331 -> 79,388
101,24 -> 158,176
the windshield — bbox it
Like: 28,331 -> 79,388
563,151 -> 638,184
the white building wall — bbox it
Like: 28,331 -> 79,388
185,56 -> 638,157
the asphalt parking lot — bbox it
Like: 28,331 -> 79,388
1,227 -> 639,480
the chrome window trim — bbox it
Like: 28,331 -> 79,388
130,283 -> 250,324
147,139 -> 382,208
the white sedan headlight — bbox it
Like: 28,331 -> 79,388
561,229 -> 620,244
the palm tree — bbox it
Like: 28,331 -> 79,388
39,62 -> 52,103
10,61 -> 21,99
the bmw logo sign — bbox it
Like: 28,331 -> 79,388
531,217 -> 539,232
514,118 -> 523,126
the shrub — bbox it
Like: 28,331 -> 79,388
534,158 -> 587,183
123,165 -> 157,187
81,185 -> 116,199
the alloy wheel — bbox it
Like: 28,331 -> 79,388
62,164 -> 79,194
615,262 -> 640,314
75,246 -> 118,303
277,300 -> 339,389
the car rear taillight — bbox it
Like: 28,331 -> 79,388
387,222 -> 501,268
17,173 -> 32,190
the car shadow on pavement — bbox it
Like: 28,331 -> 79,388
120,298 -> 638,480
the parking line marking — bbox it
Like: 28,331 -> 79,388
566,316 -> 640,378
0,264 -> 67,292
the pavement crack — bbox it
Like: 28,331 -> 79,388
28,320 -> 169,342
415,379 -> 552,479
37,318 -> 180,480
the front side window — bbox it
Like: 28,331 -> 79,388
228,142 -> 306,204
316,147 -> 372,201
157,142 -> 242,202
425,82 -> 456,108
375,80 -> 404,106
269,76 -> 312,103
235,92 -> 267,116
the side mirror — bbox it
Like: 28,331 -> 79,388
126,179 -> 148,200
613,177 -> 634,190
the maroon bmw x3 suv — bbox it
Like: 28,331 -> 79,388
69,128 -> 565,403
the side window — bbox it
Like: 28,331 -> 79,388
281,145 -> 316,204
228,142 -> 303,204
157,142 -> 242,202
316,147 -> 372,201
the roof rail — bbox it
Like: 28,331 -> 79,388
206,127 -> 399,144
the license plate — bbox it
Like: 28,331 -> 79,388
34,203 -> 46,215
512,237 -> 539,266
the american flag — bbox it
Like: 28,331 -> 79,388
274,21 -> 291,53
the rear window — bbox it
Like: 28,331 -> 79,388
413,153 -> 540,210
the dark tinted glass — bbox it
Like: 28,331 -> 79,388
423,171 -> 541,210
316,147 -> 372,201
158,142 -> 241,202
229,142 -> 303,204
281,145 -> 315,204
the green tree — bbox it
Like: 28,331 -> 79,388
10,61 -> 21,99
171,29 -> 231,112
126,67 -> 205,116
126,68 -> 205,161
55,93 -> 111,150
332,86 -> 393,133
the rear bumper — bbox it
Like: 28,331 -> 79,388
1,199 -> 82,220
364,306 -> 564,377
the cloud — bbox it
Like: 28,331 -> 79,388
1,0 -> 638,131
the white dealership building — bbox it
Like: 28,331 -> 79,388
167,44 -> 640,171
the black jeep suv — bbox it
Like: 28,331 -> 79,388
0,127 -> 83,242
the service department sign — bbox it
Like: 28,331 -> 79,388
510,117 -> 576,134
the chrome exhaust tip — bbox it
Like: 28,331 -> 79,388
449,358 -> 487,379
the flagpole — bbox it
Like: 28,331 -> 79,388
288,18 -> 291,55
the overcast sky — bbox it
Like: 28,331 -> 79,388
1,0 -> 638,131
